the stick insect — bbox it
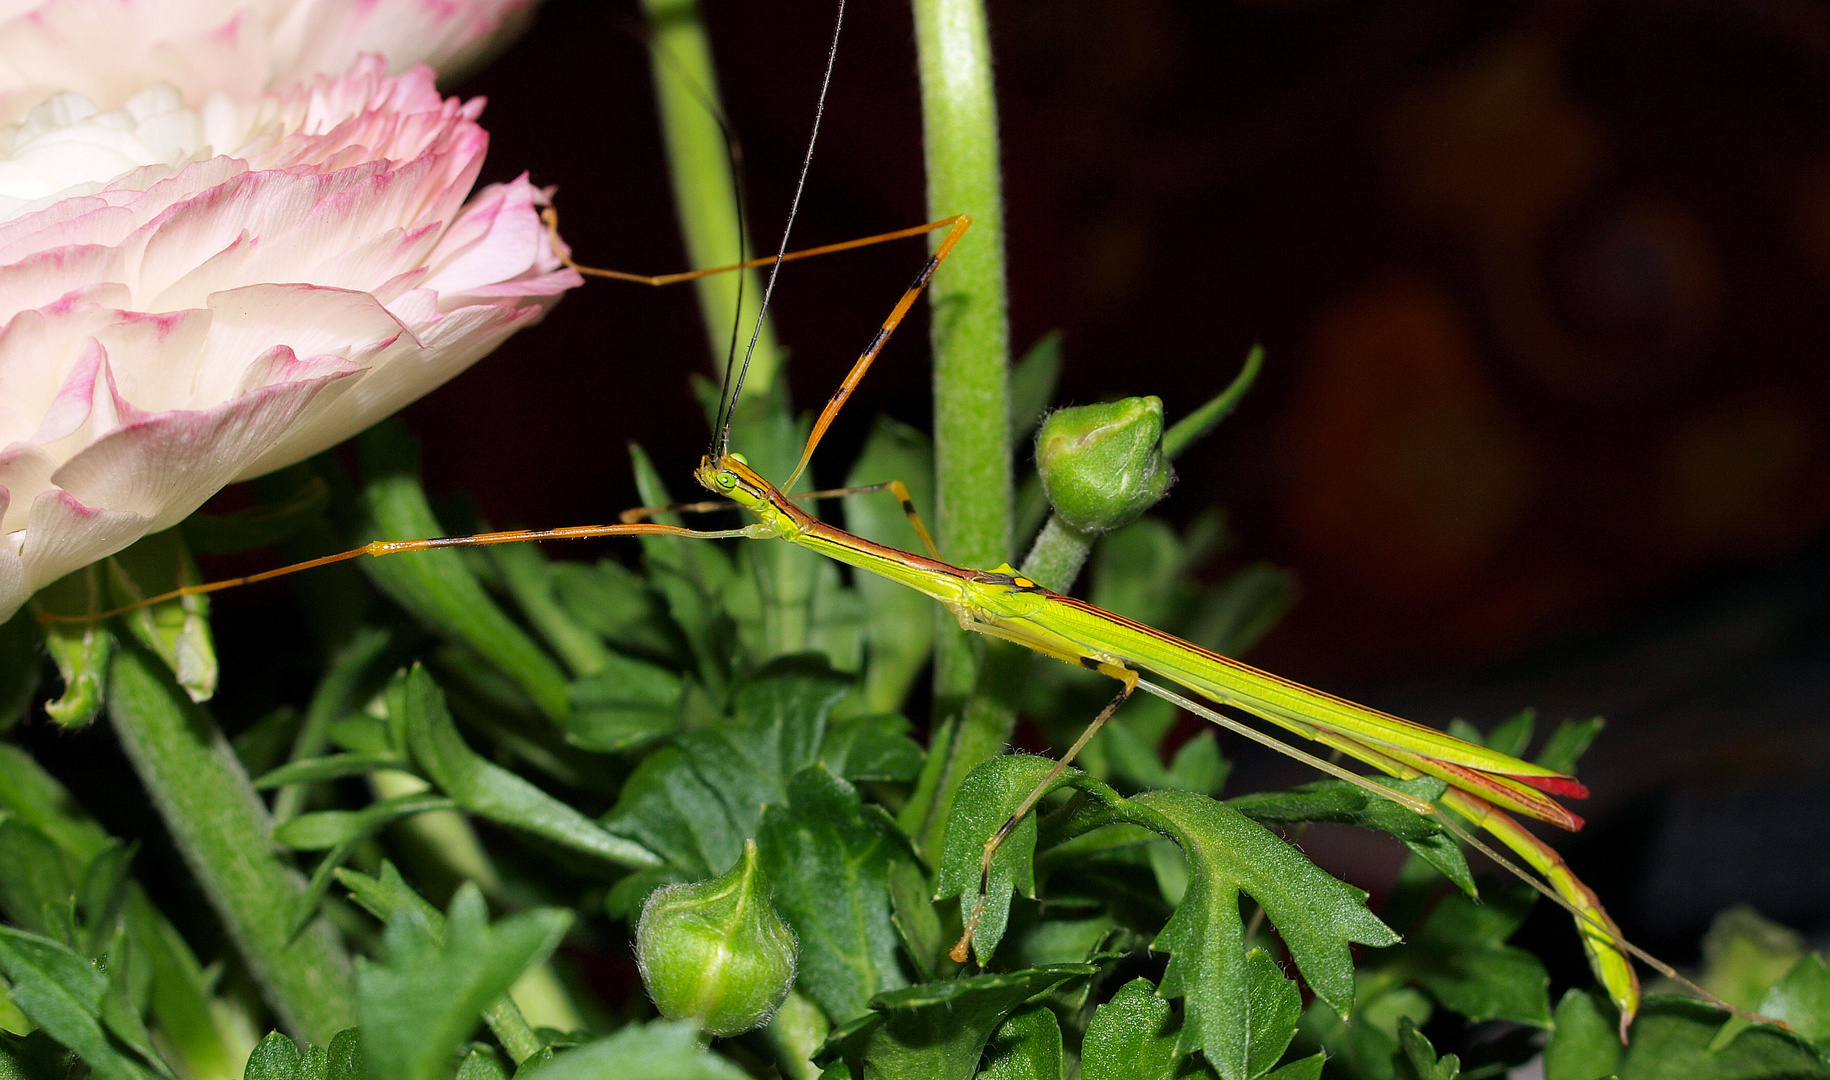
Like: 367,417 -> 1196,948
47,6 -> 1780,1044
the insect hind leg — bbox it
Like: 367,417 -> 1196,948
950,659 -> 1138,964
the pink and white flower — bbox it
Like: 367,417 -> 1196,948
0,0 -> 536,123
0,58 -> 581,620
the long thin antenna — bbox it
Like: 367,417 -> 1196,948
715,0 -> 847,460
638,24 -> 755,450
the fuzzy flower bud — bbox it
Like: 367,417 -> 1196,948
635,839 -> 797,1036
1035,396 -> 1174,535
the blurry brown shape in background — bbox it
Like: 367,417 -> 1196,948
1378,31 -> 1603,243
1287,278 -> 1536,603
1663,395 -> 1823,559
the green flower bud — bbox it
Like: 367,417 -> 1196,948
1035,396 -> 1174,534
635,839 -> 797,1036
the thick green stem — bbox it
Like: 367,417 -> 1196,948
916,0 -> 1012,697
641,0 -> 816,658
640,0 -> 783,395
1019,515 -> 1094,595
107,645 -> 355,1043
909,0 -> 1014,856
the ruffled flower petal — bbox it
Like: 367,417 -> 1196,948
0,59 -> 581,620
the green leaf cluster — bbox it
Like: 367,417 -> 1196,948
0,391 -> 1698,1080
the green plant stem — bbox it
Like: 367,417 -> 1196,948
107,644 -> 355,1043
641,0 -> 818,658
1020,515 -> 1094,595
640,0 -> 783,395
484,995 -> 544,1065
916,0 -> 1012,699
909,0 -> 1014,858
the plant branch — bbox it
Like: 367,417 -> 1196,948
107,644 -> 355,1043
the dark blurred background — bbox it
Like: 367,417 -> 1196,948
398,0 -> 1830,974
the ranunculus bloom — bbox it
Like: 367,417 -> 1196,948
0,58 -> 580,620
0,0 -> 536,122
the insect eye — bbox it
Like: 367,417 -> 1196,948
719,474 -> 737,490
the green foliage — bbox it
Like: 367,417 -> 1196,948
356,886 -> 570,1080
517,1020 -> 747,1080
0,414 -> 1663,1080
239,1029 -> 364,1080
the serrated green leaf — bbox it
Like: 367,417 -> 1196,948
242,1031 -> 304,1080
1137,789 -> 1398,1031
979,1004 -> 1063,1080
104,529 -> 215,703
488,542 -> 614,680
817,965 -> 1094,1080
1390,886 -> 1551,1027
1164,733 -> 1229,796
1229,778 -> 1473,898
757,766 -> 908,1024
0,748 -> 117,867
356,886 -> 571,1080
325,1029 -> 362,1080
1617,996 -> 1829,1079
1698,907 -> 1808,1014
456,1045 -> 510,1080
819,714 -> 923,783
565,653 -> 683,752
34,565 -> 113,729
1535,718 -> 1604,775
394,665 -> 659,869
548,559 -> 683,664
1234,948 -> 1304,1080
1394,1017 -> 1460,1080
0,928 -> 164,1080
601,658 -> 851,883
1082,978 -> 1182,1080
1542,988 -> 1621,1080
335,866 -> 541,1065
356,423 -> 571,724
517,1020 -> 746,1080
1760,954 -> 1830,1048
0,821 -> 77,944
843,418 -> 936,714
935,756 -> 1393,1056
1187,561 -> 1297,660
1262,1053 -> 1325,1080
934,756 -> 1059,962
934,761 -> 1382,1077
